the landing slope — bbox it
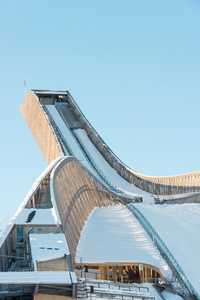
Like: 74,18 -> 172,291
135,203 -> 200,295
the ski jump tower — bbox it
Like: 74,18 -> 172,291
0,89 -> 200,300
21,89 -> 200,198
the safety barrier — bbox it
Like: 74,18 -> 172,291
86,290 -> 155,300
78,270 -> 128,282
0,285 -> 22,295
83,279 -> 149,292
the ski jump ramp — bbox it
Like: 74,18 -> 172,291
21,89 -> 200,198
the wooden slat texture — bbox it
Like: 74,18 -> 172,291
20,91 -> 62,165
52,157 -> 113,266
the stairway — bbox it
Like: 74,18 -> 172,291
76,278 -> 87,299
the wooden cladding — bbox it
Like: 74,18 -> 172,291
52,157 -> 113,266
20,91 -> 62,165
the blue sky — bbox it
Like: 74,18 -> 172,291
0,0 -> 200,227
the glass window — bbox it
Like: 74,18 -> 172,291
16,227 -> 24,243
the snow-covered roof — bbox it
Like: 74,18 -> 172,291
76,205 -> 171,279
9,157 -> 63,226
0,271 -> 75,284
30,233 -> 70,271
0,158 -> 63,248
13,208 -> 57,225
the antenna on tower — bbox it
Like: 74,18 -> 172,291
24,79 -> 26,98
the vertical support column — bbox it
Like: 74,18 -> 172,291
118,266 -> 123,282
99,266 -> 109,280
105,266 -> 109,280
139,265 -> 144,283
112,266 -> 118,282
143,267 -> 146,283
32,194 -> 36,208
99,266 -> 104,280
146,267 -> 151,283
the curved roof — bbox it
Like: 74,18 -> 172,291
76,204 -> 171,278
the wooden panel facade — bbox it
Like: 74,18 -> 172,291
20,90 -> 62,165
37,258 -> 69,272
52,157 -> 114,266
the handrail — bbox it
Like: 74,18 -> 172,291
26,203 -> 52,209
85,289 -> 155,300
0,285 -> 23,294
83,279 -> 149,292
79,270 -> 128,282
128,204 -> 200,299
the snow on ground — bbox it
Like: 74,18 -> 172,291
76,205 -> 171,279
75,129 -> 149,196
135,203 -> 200,296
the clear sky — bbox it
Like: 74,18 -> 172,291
0,0 -> 200,228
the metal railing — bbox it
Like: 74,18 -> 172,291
79,270 -> 129,282
128,204 -> 200,299
0,286 -> 22,295
13,259 -> 32,271
26,203 -> 52,209
83,280 -> 149,293
86,290 -> 155,300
